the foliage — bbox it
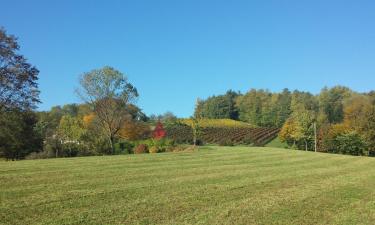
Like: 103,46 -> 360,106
0,28 -> 40,111
322,124 -> 367,156
334,131 -> 367,156
148,111 -> 177,124
153,121 -> 166,139
236,89 -> 271,127
191,118 -> 202,146
149,146 -> 159,154
77,66 -> 139,154
279,117 -> 298,146
361,105 -> 375,156
115,141 -> 135,154
0,28 -> 42,160
236,89 -> 295,128
194,90 -> 239,120
57,115 -> 87,157
133,144 -> 148,154
319,86 -> 352,124
279,108 -> 316,150
119,120 -> 150,141
0,110 -> 42,160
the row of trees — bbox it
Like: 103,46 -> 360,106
36,101 -> 150,158
195,87 -> 375,155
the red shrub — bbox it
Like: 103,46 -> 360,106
153,121 -> 166,139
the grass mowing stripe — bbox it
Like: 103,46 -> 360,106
1,146 -> 374,225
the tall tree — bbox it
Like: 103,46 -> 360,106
279,108 -> 316,151
0,110 -> 42,160
274,88 -> 292,127
319,86 -> 352,124
0,28 -> 41,160
76,66 -> 138,154
236,89 -> 276,127
0,28 -> 40,111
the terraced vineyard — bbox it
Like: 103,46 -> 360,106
166,123 -> 279,146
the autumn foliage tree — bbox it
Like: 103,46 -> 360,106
119,120 -> 150,141
279,107 -> 315,150
77,66 -> 138,154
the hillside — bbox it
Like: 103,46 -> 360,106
1,147 -> 374,225
166,119 -> 279,146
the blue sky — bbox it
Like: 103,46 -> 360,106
1,0 -> 374,117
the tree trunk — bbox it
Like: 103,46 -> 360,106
305,140 -> 308,151
109,136 -> 115,155
314,122 -> 317,152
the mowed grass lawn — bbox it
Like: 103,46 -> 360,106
1,147 -> 375,225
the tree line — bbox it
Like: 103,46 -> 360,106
194,87 -> 375,156
0,28 -> 154,160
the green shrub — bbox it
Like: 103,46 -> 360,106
335,132 -> 367,156
133,144 -> 148,154
115,141 -> 135,154
323,128 -> 368,156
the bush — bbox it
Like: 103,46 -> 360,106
149,146 -> 159,154
323,125 -> 368,156
115,141 -> 135,154
133,144 -> 148,154
335,132 -> 367,156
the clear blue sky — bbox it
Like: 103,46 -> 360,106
1,0 -> 375,117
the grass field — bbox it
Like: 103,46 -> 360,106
1,147 -> 375,225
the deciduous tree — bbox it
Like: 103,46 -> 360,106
0,28 -> 39,111
76,66 -> 138,154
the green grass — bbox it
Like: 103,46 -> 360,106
265,137 -> 290,148
1,147 -> 375,225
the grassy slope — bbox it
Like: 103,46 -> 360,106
265,137 -> 290,149
1,147 -> 375,225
